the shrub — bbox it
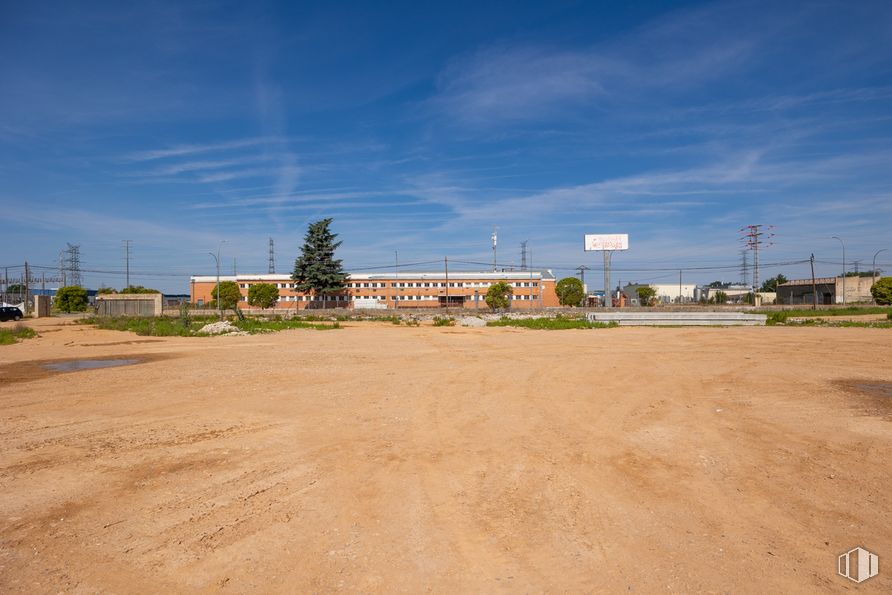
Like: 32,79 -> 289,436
55,286 -> 88,312
178,302 -> 192,329
636,286 -> 656,306
555,277 -> 585,307
212,281 -> 242,311
485,282 -> 513,310
0,324 -> 37,345
248,283 -> 280,309
432,316 -> 454,326
120,285 -> 160,294
871,277 -> 892,305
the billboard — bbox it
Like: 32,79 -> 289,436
584,234 -> 629,251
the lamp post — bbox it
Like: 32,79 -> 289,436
209,240 -> 226,321
831,236 -> 846,305
873,248 -> 887,304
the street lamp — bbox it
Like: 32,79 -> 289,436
831,236 -> 846,305
208,240 -> 226,321
873,248 -> 887,303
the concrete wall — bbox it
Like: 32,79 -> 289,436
96,293 -> 163,317
33,295 -> 51,318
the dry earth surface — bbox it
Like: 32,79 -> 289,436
0,317 -> 890,593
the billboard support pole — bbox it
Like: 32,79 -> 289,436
584,234 -> 628,309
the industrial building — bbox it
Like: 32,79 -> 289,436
776,276 -> 877,305
190,271 -> 559,310
621,283 -> 699,305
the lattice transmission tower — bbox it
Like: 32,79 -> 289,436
268,237 -> 276,274
739,225 -> 774,293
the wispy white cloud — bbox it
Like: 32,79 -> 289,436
124,137 -> 283,162
429,2 -> 763,125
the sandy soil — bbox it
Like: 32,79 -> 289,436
1,317 -> 890,593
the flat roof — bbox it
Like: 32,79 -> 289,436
778,277 -> 838,287
191,270 -> 555,283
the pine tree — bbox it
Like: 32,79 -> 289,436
292,218 -> 347,300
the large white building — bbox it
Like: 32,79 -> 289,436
622,283 -> 699,305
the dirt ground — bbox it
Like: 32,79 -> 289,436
1,318 -> 889,593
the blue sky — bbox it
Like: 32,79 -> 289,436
2,0 -> 891,292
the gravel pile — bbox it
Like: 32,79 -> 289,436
198,321 -> 242,335
459,316 -> 486,327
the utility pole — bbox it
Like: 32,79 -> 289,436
831,236 -> 846,305
810,253 -> 817,310
24,261 -> 30,315
394,251 -> 399,310
873,249 -> 887,304
679,270 -> 683,305
268,237 -> 276,274
444,256 -> 449,311
520,240 -> 528,271
491,228 -> 498,272
209,240 -> 226,321
123,240 -> 132,290
232,257 -> 237,276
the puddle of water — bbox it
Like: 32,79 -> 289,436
41,358 -> 141,372
849,382 -> 892,399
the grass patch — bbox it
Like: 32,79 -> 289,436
432,316 -> 455,327
763,306 -> 892,326
486,316 -> 617,330
779,319 -> 892,329
0,324 -> 37,345
80,315 -> 341,336
232,318 -> 340,332
81,316 -> 213,336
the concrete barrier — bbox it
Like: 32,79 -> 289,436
587,311 -> 767,326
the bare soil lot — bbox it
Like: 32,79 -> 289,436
1,318 -> 890,593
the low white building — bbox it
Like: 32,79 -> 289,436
622,283 -> 698,305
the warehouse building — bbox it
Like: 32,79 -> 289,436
622,283 -> 699,305
190,271 -> 559,310
776,276 -> 877,305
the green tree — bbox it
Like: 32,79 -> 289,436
555,277 -> 585,307
760,274 -> 788,292
292,218 -> 347,304
714,291 -> 729,304
636,286 -> 656,306
212,281 -> 242,311
97,286 -> 117,295
6,283 -> 26,293
485,282 -> 513,310
871,277 -> 892,305
707,281 -> 725,288
55,286 -> 88,312
120,285 -> 160,294
248,283 -> 280,309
